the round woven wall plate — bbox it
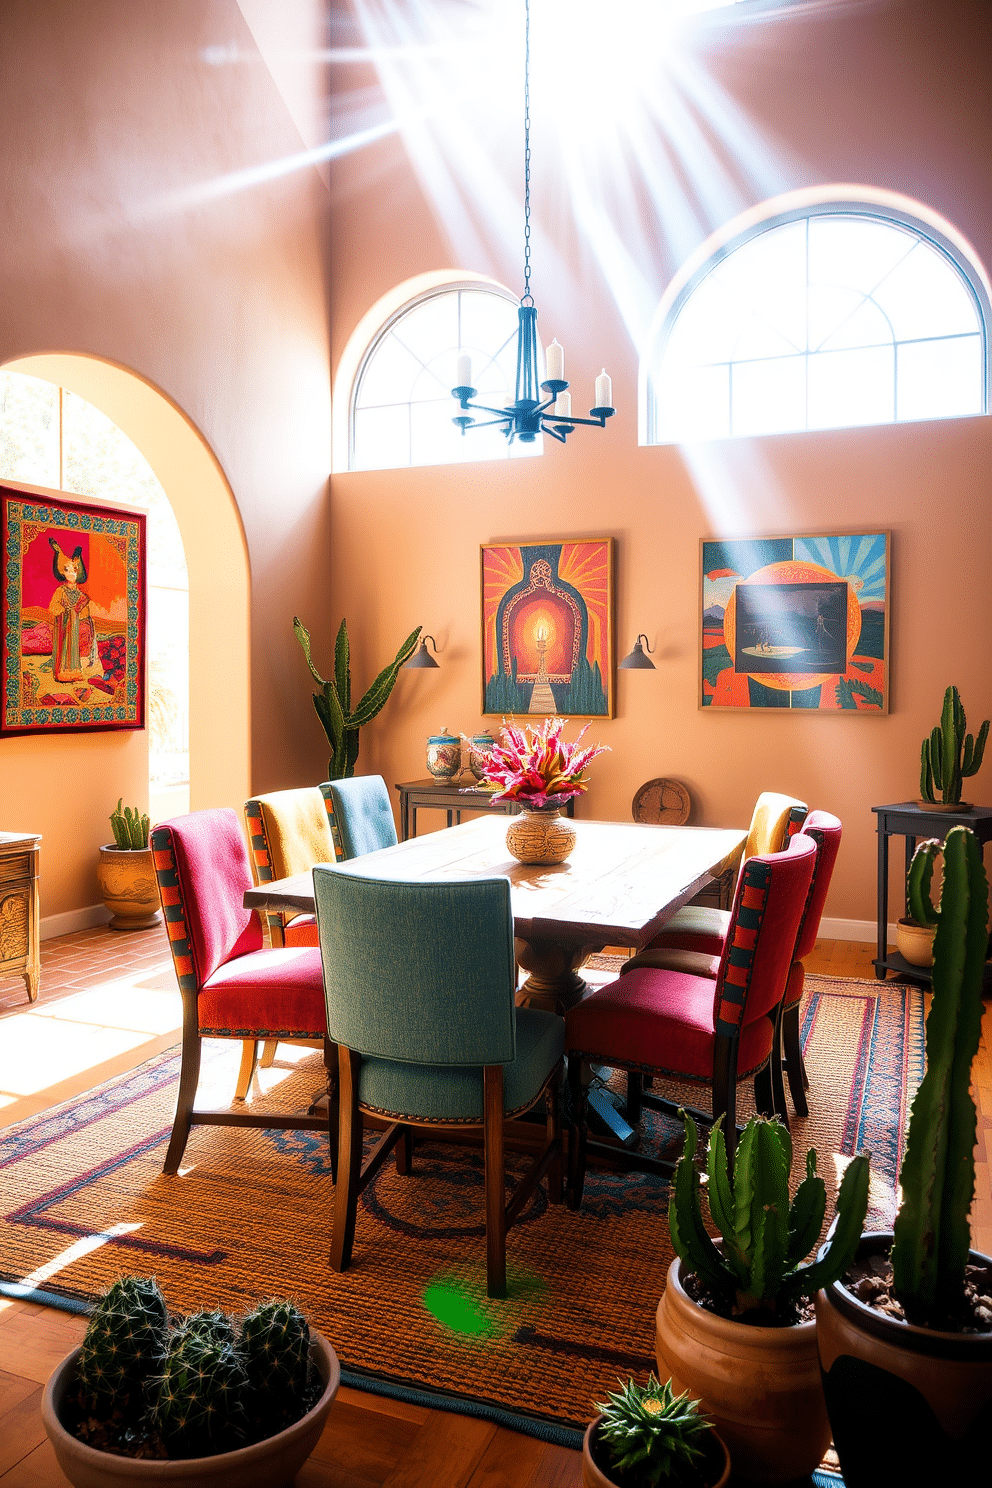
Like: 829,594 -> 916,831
631,777 -> 691,826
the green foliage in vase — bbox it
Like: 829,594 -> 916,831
668,1114 -> 870,1317
594,1374 -> 712,1488
110,799 -> 150,850
293,616 -> 420,779
920,685 -> 989,804
76,1275 -> 168,1410
891,825 -> 989,1327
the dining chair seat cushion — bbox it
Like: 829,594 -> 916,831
356,1007 -> 565,1123
639,905 -> 730,957
198,946 -> 327,1036
622,945 -> 723,979
283,913 -> 319,947
322,777 -> 398,861
565,967 -> 775,1081
256,788 -> 336,880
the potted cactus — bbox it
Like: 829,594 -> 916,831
583,1374 -> 730,1488
41,1276 -> 339,1488
894,836 -> 942,968
919,683 -> 988,809
97,800 -> 161,930
816,824 -> 992,1486
655,1114 -> 869,1482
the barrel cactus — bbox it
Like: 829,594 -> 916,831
669,1113 -> 870,1317
891,825 -> 989,1327
241,1300 -> 312,1411
149,1324 -> 250,1457
182,1309 -> 239,1349
75,1275 -> 168,1410
920,685 -> 988,805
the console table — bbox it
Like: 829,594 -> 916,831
395,778 -> 575,842
872,801 -> 992,981
0,831 -> 41,1002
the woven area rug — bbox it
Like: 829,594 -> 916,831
0,973 -> 923,1448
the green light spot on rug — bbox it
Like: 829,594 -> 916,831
423,1281 -> 496,1336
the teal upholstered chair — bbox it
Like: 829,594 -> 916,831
313,865 -> 564,1298
320,776 -> 397,861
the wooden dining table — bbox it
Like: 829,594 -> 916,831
243,813 -> 747,1016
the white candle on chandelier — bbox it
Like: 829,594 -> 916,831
595,369 -> 612,408
545,339 -> 564,382
553,391 -> 571,419
456,353 -> 472,388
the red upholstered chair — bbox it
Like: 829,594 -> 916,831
565,831 -> 817,1206
151,809 -> 333,1175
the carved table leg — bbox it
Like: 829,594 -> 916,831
514,936 -> 602,1015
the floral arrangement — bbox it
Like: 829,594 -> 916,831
479,716 -> 609,809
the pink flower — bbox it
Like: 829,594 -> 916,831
479,717 -> 609,806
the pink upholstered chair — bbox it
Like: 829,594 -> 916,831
564,831 -> 817,1204
151,808 -> 333,1175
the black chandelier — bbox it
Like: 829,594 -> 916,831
451,0 -> 615,446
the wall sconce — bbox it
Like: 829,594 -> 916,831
618,634 -> 655,670
405,634 -> 440,668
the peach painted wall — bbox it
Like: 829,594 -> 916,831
0,0 -> 332,918
328,0 -> 992,927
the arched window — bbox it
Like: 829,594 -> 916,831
350,283 -> 542,470
645,203 -> 990,443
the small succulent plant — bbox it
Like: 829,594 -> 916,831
75,1275 -> 168,1411
668,1113 -> 870,1319
594,1374 -> 713,1487
110,799 -> 150,850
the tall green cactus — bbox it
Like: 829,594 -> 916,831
906,838 -> 942,927
293,617 -> 421,779
891,825 -> 989,1327
110,798 -> 150,849
920,685 -> 989,804
668,1114 -> 870,1316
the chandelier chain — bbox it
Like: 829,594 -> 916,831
521,0 -> 534,306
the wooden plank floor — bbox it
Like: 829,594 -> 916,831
1,935 -> 990,1485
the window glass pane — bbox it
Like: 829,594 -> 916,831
808,217 -> 914,296
655,363 -> 730,441
808,345 -> 895,430
391,293 -> 460,368
731,356 -> 806,437
812,288 -> 892,352
0,372 -> 59,487
732,312 -> 804,364
897,335 -> 984,422
352,403 -> 410,470
148,585 -> 189,793
459,292 -> 518,355
356,334 -> 425,408
663,274 -> 749,368
712,220 -> 807,351
872,241 -> 981,341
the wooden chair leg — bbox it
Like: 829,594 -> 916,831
626,1071 -> 643,1125
782,1003 -> 809,1116
545,1074 -> 563,1204
259,1039 -> 278,1069
323,1036 -> 339,1185
483,1066 -> 507,1299
330,1047 -> 363,1273
566,1057 -> 590,1211
395,1126 -> 414,1175
164,1019 -> 202,1174
712,1037 -> 738,1172
234,1040 -> 258,1100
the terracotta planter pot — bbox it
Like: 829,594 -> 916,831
582,1414 -> 731,1488
816,1232 -> 992,1484
505,807 -> 576,865
41,1331 -> 340,1488
894,917 -> 936,967
655,1258 -> 830,1482
96,845 -> 162,930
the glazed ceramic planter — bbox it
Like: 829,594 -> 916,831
426,728 -> 461,781
582,1413 -> 731,1488
655,1258 -> 830,1482
505,807 -> 576,865
816,1232 -> 992,1485
41,1331 -> 340,1488
894,917 -> 936,967
96,845 -> 162,930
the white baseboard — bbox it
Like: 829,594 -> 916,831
819,916 -> 893,944
40,903 -> 112,941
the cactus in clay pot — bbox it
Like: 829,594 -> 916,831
149,1324 -> 250,1457
240,1300 -> 311,1400
920,685 -> 989,805
109,799 -> 150,850
75,1275 -> 168,1411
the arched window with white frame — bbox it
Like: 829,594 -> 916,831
349,282 -> 542,470
644,198 -> 990,444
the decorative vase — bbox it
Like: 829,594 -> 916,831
505,806 -> 576,865
582,1413 -> 731,1488
41,1331 -> 340,1488
655,1257 -> 831,1482
816,1233 -> 992,1485
96,845 -> 162,931
467,730 -> 496,781
426,727 -> 461,782
895,917 -> 936,967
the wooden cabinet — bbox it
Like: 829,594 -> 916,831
0,832 -> 41,1001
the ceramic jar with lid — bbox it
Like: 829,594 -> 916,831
426,727 -> 462,781
467,730 -> 496,781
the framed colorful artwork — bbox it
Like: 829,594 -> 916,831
482,538 -> 614,718
1,484 -> 146,736
701,532 -> 889,713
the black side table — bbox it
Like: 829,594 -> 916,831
872,801 -> 992,980
395,778 -> 575,841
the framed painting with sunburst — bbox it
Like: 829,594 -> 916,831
701,531 -> 889,712
481,538 -> 614,718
